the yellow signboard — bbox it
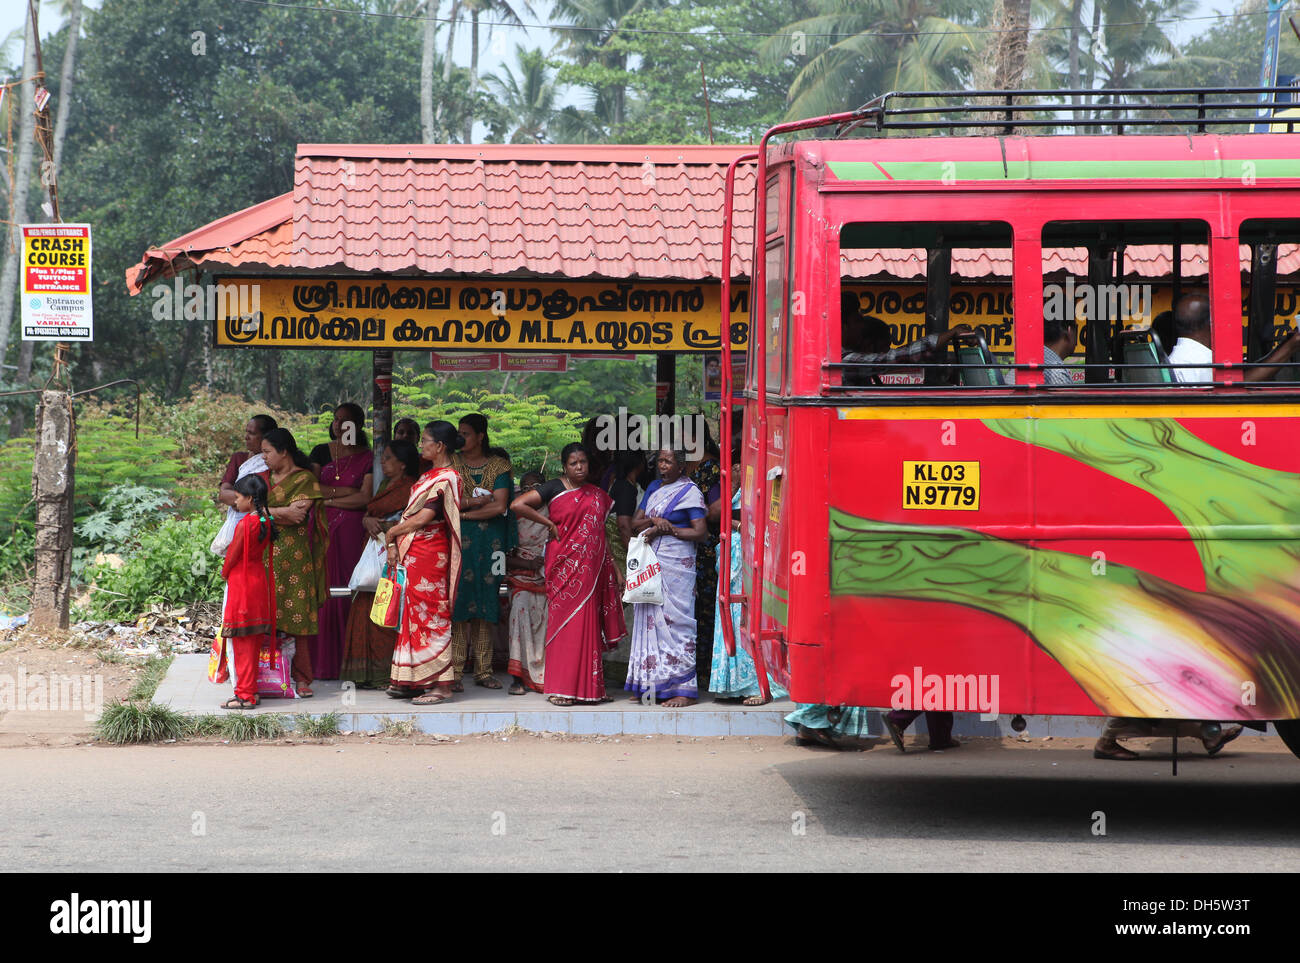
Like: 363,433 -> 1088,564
214,277 -> 750,353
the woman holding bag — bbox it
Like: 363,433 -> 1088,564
625,449 -> 708,707
262,428 -> 329,698
510,443 -> 626,707
383,422 -> 464,705
339,440 -> 420,689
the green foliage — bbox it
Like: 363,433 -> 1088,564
0,525 -> 35,611
379,716 -> 416,738
395,376 -> 588,475
126,656 -> 175,702
83,514 -> 224,620
75,485 -> 173,557
218,712 -> 287,742
95,702 -> 190,744
295,711 -> 342,738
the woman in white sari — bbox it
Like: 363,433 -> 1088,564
626,449 -> 709,707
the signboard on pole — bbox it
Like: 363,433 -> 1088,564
431,352 -> 499,371
21,223 -> 93,341
502,353 -> 568,372
1254,0 -> 1286,132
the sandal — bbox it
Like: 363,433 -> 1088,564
508,680 -> 528,696
221,696 -> 259,710
297,685 -> 314,699
451,681 -> 464,693
476,676 -> 503,690
386,686 -> 416,699
742,695 -> 770,707
547,695 -> 575,707
411,691 -> 450,706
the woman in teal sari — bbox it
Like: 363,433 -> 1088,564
450,413 -> 514,689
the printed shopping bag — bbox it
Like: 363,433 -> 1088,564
207,628 -> 229,683
255,634 -> 297,699
370,562 -> 407,628
622,533 -> 664,605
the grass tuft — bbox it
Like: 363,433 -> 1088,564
95,702 -> 189,744
186,714 -> 224,737
125,655 -> 174,702
293,711 -> 341,739
380,716 -> 416,738
218,712 -> 286,742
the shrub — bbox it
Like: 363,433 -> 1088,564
295,711 -> 342,738
218,713 -> 286,742
82,514 -> 224,619
95,702 -> 189,744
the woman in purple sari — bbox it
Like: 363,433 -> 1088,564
311,403 -> 373,679
626,448 -> 709,707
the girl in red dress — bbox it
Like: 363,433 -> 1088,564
221,474 -> 277,709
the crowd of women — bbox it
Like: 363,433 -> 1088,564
214,405 -> 780,712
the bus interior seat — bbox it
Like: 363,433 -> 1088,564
953,332 -> 1005,386
1117,329 -> 1174,384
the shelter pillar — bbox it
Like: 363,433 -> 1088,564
372,350 -> 393,493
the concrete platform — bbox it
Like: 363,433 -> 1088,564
155,654 -> 796,736
155,655 -> 1278,741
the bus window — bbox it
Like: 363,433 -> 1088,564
835,220 -> 1013,391
1040,220 -> 1209,385
1239,219 -> 1300,383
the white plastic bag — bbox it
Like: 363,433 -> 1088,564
622,533 -> 664,605
348,537 -> 386,592
209,509 -> 240,555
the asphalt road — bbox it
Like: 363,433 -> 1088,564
6,735 -> 1300,872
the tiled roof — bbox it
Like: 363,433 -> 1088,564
127,144 -> 1300,293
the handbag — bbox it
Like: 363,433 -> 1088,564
348,536 -> 386,592
622,532 -> 664,605
370,562 -> 407,628
255,635 -> 297,699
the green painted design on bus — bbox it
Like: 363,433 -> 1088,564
826,158 -> 1300,182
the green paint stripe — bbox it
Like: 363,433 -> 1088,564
827,158 -> 1300,182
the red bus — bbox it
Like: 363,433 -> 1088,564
719,89 -> 1300,759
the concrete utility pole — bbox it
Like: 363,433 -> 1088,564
26,0 -> 76,630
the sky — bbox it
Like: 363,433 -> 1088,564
0,0 -> 1282,126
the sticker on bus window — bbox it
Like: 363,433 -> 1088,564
902,461 -> 980,511
769,475 -> 783,522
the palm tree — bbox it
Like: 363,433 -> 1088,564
485,45 -> 558,142
550,0 -> 665,130
461,0 -> 536,143
764,0 -> 992,120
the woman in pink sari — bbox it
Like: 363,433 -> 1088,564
511,443 -> 625,706
312,403 -> 373,679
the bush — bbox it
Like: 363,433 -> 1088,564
82,514 -> 224,619
95,702 -> 190,744
295,711 -> 342,738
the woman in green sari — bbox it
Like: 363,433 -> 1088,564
261,428 -> 329,698
450,413 -> 514,690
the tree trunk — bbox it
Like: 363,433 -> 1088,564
421,0 -> 436,142
991,0 -> 1031,91
0,15 -> 39,379
436,0 -> 461,140
1067,0 -> 1083,103
464,8 -> 479,144
266,349 -> 281,405
51,0 -> 83,184
1084,1 -> 1102,120
7,339 -> 35,435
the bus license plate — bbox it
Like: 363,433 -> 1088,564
902,461 -> 980,511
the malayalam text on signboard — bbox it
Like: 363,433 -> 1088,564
22,223 -> 93,342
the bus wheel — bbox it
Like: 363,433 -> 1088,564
1274,720 -> 1300,760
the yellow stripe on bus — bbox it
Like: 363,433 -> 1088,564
837,404 -> 1300,421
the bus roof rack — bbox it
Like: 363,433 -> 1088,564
835,87 -> 1300,137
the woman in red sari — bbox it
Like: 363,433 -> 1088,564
511,443 -> 626,706
219,474 -> 277,709
383,421 -> 464,705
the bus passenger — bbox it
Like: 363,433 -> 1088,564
1169,294 -> 1300,382
843,321 -> 974,385
1094,718 -> 1242,760
1043,316 -> 1078,386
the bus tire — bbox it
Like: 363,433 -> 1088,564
1274,720 -> 1300,760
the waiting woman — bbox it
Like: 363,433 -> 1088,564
261,428 -> 329,698
216,414 -> 277,509
451,413 -> 513,690
218,474 -> 277,710
313,402 -> 373,680
505,470 -> 548,695
625,448 -> 708,707
687,422 -> 723,688
384,422 -> 464,705
339,440 -> 421,689
510,443 -> 626,706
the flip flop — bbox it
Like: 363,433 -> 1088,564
411,691 -> 450,706
1205,725 -> 1243,756
297,687 -> 314,699
883,716 -> 906,753
476,676 -> 503,690
220,697 -> 259,710
547,695 -> 575,707
508,681 -> 528,696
